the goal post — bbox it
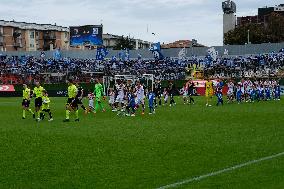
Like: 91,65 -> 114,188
114,75 -> 137,83
102,76 -> 114,96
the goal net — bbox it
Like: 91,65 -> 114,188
103,74 -> 154,95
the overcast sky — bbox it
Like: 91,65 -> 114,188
0,0 -> 283,46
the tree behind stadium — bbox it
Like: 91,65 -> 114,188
113,36 -> 135,50
224,13 -> 284,45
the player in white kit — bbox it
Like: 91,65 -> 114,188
108,88 -> 116,111
86,92 -> 96,114
227,80 -> 235,103
163,88 -> 169,105
180,84 -> 188,104
135,81 -> 145,115
115,81 -> 125,112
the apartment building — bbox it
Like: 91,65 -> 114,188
0,20 -> 69,52
103,33 -> 151,50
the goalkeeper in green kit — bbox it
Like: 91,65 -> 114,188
94,78 -> 106,113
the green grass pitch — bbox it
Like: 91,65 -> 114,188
0,97 -> 283,189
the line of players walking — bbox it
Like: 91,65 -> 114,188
226,79 -> 281,104
21,78 -> 281,122
204,78 -> 282,107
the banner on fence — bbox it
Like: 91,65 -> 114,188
0,85 -> 15,92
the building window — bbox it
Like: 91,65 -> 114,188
30,31 -> 35,39
30,44 -> 34,48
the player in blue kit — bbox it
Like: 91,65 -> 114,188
236,85 -> 242,104
249,86 -> 256,103
259,85 -> 265,100
148,89 -> 155,114
126,89 -> 136,117
274,84 -> 281,100
265,86 -> 271,100
216,88 -> 223,106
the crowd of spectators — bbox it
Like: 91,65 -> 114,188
0,56 -> 186,84
202,52 -> 284,78
0,52 -> 284,84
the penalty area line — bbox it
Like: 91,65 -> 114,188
157,151 -> 284,189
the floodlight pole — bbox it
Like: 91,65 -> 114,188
247,29 -> 250,44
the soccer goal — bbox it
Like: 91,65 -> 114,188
103,75 -> 137,95
142,74 -> 154,92
103,74 -> 154,95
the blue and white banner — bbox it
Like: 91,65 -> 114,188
224,49 -> 229,56
119,49 -> 130,61
280,86 -> 284,95
53,49 -> 62,60
178,47 -> 187,60
149,42 -> 161,52
40,51 -> 46,58
96,47 -> 109,60
20,55 -> 28,65
138,53 -> 142,60
111,56 -> 117,61
207,47 -> 218,61
149,42 -> 164,60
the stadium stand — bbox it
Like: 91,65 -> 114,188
0,52 -> 283,84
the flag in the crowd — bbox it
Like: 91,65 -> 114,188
224,49 -> 229,55
112,56 -> 117,61
120,49 -> 130,61
178,47 -> 187,60
153,51 -> 160,59
260,59 -> 265,65
149,42 -> 161,52
149,42 -> 164,60
63,58 -> 71,64
125,49 -> 130,61
205,55 -> 212,66
47,60 -> 53,65
53,48 -> 62,60
20,55 -> 28,65
96,47 -> 109,60
207,47 -> 218,61
40,51 -> 46,58
138,53 -> 142,60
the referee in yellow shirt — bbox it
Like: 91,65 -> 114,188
33,81 -> 45,121
22,84 -> 35,119
64,79 -> 79,122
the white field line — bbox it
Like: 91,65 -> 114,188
0,102 -> 20,106
157,151 -> 284,189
